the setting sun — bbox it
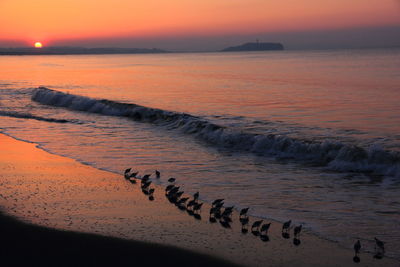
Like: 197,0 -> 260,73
34,42 -> 43,48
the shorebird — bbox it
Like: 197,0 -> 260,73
141,175 -> 151,186
141,181 -> 152,189
178,197 -> 189,204
214,202 -> 224,209
219,218 -> 231,229
224,206 -> 234,212
175,191 -> 184,199
240,216 -> 249,226
294,225 -> 302,237
210,206 -> 223,220
210,207 -> 220,215
212,199 -> 224,207
282,220 -> 291,232
260,223 -> 271,234
193,202 -> 203,213
165,184 -> 174,192
193,191 -> 199,200
354,240 -> 361,255
168,177 -> 176,183
142,188 -> 150,195
251,220 -> 263,232
187,199 -> 197,209
168,186 -> 180,195
221,207 -> 234,218
129,172 -> 138,178
142,174 -> 151,180
124,168 -> 131,176
374,237 -> 385,252
213,207 -> 223,219
155,170 -> 160,178
166,187 -> 181,202
124,168 -> 133,179
240,207 -> 249,217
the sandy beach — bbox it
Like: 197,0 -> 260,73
0,133 -> 398,267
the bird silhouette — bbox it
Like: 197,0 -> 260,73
129,172 -> 138,178
124,168 -> 132,179
221,208 -> 233,218
251,220 -> 263,231
374,237 -> 385,259
165,184 -> 174,192
209,207 -> 217,214
240,207 -> 249,216
212,199 -> 224,207
260,223 -> 271,234
187,199 -> 197,209
177,197 -> 189,204
352,240 -> 361,262
354,240 -> 361,255
282,220 -> 291,232
374,237 -> 385,252
155,170 -> 160,178
193,203 -> 203,213
214,202 -> 224,210
141,180 -> 152,189
168,177 -> 176,183
141,175 -> 151,185
294,225 -> 302,237
193,192 -> 199,200
142,174 -> 151,179
240,217 -> 249,226
175,191 -> 184,199
168,186 -> 180,195
219,218 -> 231,229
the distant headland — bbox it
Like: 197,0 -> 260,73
221,42 -> 284,52
0,46 -> 167,55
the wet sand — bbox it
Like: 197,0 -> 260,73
0,133 -> 398,266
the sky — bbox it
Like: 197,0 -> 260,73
0,0 -> 400,50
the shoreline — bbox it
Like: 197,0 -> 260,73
0,133 -> 398,266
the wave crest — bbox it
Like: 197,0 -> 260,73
32,87 -> 400,178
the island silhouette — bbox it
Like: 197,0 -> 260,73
221,42 -> 284,52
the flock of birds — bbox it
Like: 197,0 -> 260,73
123,168 -> 386,263
353,237 -> 385,262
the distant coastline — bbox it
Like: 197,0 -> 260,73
0,42 -> 287,55
0,47 -> 167,55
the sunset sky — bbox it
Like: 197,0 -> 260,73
1,0 -> 400,50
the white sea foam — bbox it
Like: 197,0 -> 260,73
32,87 -> 400,178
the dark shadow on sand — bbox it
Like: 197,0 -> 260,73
0,211 -> 238,267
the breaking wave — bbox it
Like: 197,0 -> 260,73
32,87 -> 400,178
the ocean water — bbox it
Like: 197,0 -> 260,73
0,49 -> 399,258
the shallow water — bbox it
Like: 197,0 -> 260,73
0,49 -> 399,258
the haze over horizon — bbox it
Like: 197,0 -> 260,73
1,0 -> 400,51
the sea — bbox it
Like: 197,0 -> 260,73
0,48 -> 399,258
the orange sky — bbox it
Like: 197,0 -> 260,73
0,0 -> 399,46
